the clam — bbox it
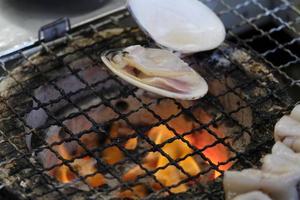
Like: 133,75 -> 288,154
127,0 -> 226,54
101,45 -> 208,100
101,0 -> 225,99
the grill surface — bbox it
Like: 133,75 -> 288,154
0,0 -> 299,200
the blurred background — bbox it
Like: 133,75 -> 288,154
0,0 -> 126,54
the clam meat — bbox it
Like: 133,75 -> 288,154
101,45 -> 208,100
128,0 -> 226,54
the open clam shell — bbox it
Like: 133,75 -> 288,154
101,45 -> 208,100
128,0 -> 226,54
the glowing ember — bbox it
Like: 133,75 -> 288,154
41,124 -> 105,187
102,123 -> 137,165
118,185 -> 148,199
122,124 -> 201,194
188,109 -> 233,178
148,125 -> 201,193
43,105 -> 232,197
121,111 -> 232,196
49,141 -> 105,187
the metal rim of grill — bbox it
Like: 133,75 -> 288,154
0,0 -> 299,200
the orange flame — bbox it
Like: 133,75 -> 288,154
122,124 -> 202,194
46,106 -> 232,198
148,125 -> 201,193
102,123 -> 137,165
54,142 -> 75,183
188,109 -> 233,178
122,109 -> 232,196
50,138 -> 105,187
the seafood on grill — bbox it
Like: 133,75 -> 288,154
103,0 -> 225,98
232,191 -> 272,200
262,142 -> 300,174
224,168 -> 300,200
128,0 -> 226,54
274,104 -> 300,152
224,105 -> 300,200
291,105 -> 300,121
224,124 -> 300,199
101,45 -> 208,100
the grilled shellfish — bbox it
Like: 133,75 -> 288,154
101,45 -> 208,100
128,0 -> 226,54
100,0 -> 225,99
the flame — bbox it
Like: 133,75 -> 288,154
102,123 -> 137,165
149,125 -> 201,193
48,122 -> 137,188
189,130 -> 232,178
188,109 -> 233,178
118,185 -> 148,199
45,104 -> 232,198
122,109 -> 232,197
124,137 -> 138,150
123,125 -> 201,194
54,142 -> 75,183
56,165 -> 75,183
72,157 -> 105,187
50,136 -> 105,187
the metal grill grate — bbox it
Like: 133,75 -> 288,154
0,1 -> 299,200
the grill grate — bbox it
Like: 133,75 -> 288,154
0,0 -> 299,200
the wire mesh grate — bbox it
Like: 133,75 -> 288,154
0,0 -> 299,199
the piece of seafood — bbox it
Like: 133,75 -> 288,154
262,142 -> 300,174
274,116 -> 300,141
291,105 -> 300,121
128,0 -> 225,54
271,141 -> 295,155
101,45 -> 208,100
232,191 -> 272,200
224,106 -> 300,200
224,169 -> 300,200
274,105 -> 300,152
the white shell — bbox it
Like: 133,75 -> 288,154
101,45 -> 208,100
128,0 -> 226,54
